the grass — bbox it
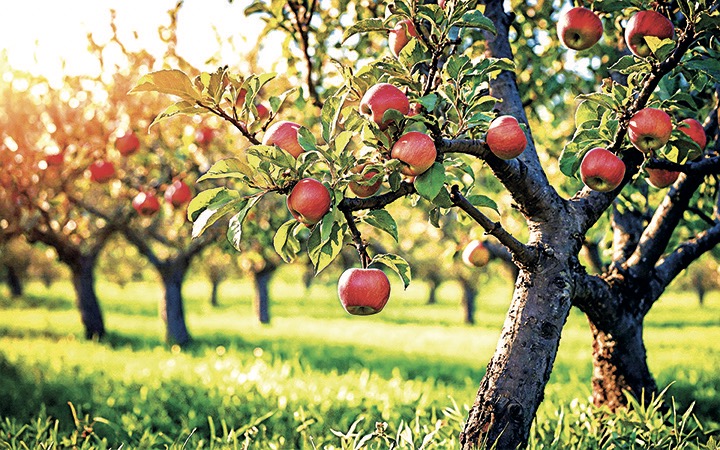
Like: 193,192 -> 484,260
1,268 -> 719,448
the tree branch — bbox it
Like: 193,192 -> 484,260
338,181 -> 415,212
449,185 -> 539,268
573,21 -> 698,232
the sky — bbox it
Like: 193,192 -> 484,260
0,1 -> 277,82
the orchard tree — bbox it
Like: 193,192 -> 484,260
136,0 -> 719,448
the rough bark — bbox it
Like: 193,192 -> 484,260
460,259 -> 575,449
5,264 -> 23,298
252,264 -> 275,324
69,255 -> 105,340
590,319 -> 657,409
159,259 -> 191,345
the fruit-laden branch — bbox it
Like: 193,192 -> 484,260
646,155 -> 720,174
449,185 -> 540,268
574,21 -> 697,231
338,181 -> 416,212
479,0 -> 565,222
439,139 -> 559,220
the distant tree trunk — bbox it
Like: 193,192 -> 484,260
69,255 -> 105,340
159,258 -> 191,345
210,278 -> 220,307
5,264 -> 23,298
252,264 -> 276,324
459,277 -> 476,325
589,319 -> 657,410
426,272 -> 441,305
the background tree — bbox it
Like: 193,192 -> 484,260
125,0 -> 720,448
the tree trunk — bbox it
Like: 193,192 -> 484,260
253,265 -> 275,324
590,319 -> 658,410
210,279 -> 220,307
5,264 -> 23,298
159,259 -> 191,345
70,255 -> 105,340
460,263 -> 574,449
696,284 -> 705,307
459,277 -> 476,325
427,278 -> 438,305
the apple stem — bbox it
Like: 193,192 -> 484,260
339,206 -> 372,269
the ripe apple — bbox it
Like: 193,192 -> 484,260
624,10 -> 675,58
115,130 -> 140,156
556,7 -> 604,51
195,126 -> 215,146
628,108 -> 673,153
287,178 -> 332,226
337,268 -> 391,315
349,165 -> 382,198
88,160 -> 116,183
359,83 -> 410,129
391,131 -> 437,176
462,240 -> 491,268
389,18 -> 419,57
486,115 -> 527,160
255,104 -> 270,123
580,147 -> 626,192
132,192 -> 160,216
678,118 -> 707,150
164,180 -> 193,207
646,167 -> 679,189
44,152 -> 64,167
262,120 -> 304,158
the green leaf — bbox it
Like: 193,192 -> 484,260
416,94 -> 438,111
362,210 -> 399,242
197,158 -> 255,182
321,91 -> 346,143
432,187 -> 454,208
465,194 -> 498,213
149,101 -> 199,129
342,18 -> 387,42
307,220 -> 346,274
226,197 -> 260,251
558,142 -> 582,178
575,101 -> 600,129
273,219 -> 301,263
609,55 -> 638,73
187,187 -> 233,222
683,58 -> 720,82
455,10 -> 496,34
297,127 -> 317,152
129,70 -> 201,103
369,253 -> 411,289
192,195 -> 245,239
446,55 -> 470,80
645,36 -> 676,61
414,163 -> 445,201
576,92 -> 616,110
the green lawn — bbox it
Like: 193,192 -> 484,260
1,270 -> 719,448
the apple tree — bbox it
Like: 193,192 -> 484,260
135,0 -> 719,447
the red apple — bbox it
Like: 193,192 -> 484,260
338,268 -> 391,315
580,147 -> 625,192
438,0 -> 447,8
486,115 -> 527,160
389,18 -> 419,57
391,131 -> 437,176
646,167 -> 679,189
262,120 -> 304,158
349,165 -> 382,198
255,104 -> 270,123
557,7 -> 603,51
115,130 -> 140,156
628,108 -> 673,153
359,83 -> 410,129
164,180 -> 193,207
287,178 -> 331,226
195,126 -> 215,146
44,152 -> 64,167
678,118 -> 707,150
132,191 -> 160,216
88,160 -> 115,183
462,240 -> 491,268
624,10 -> 675,58
236,88 -> 247,106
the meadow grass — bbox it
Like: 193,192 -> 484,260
1,269 -> 719,448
